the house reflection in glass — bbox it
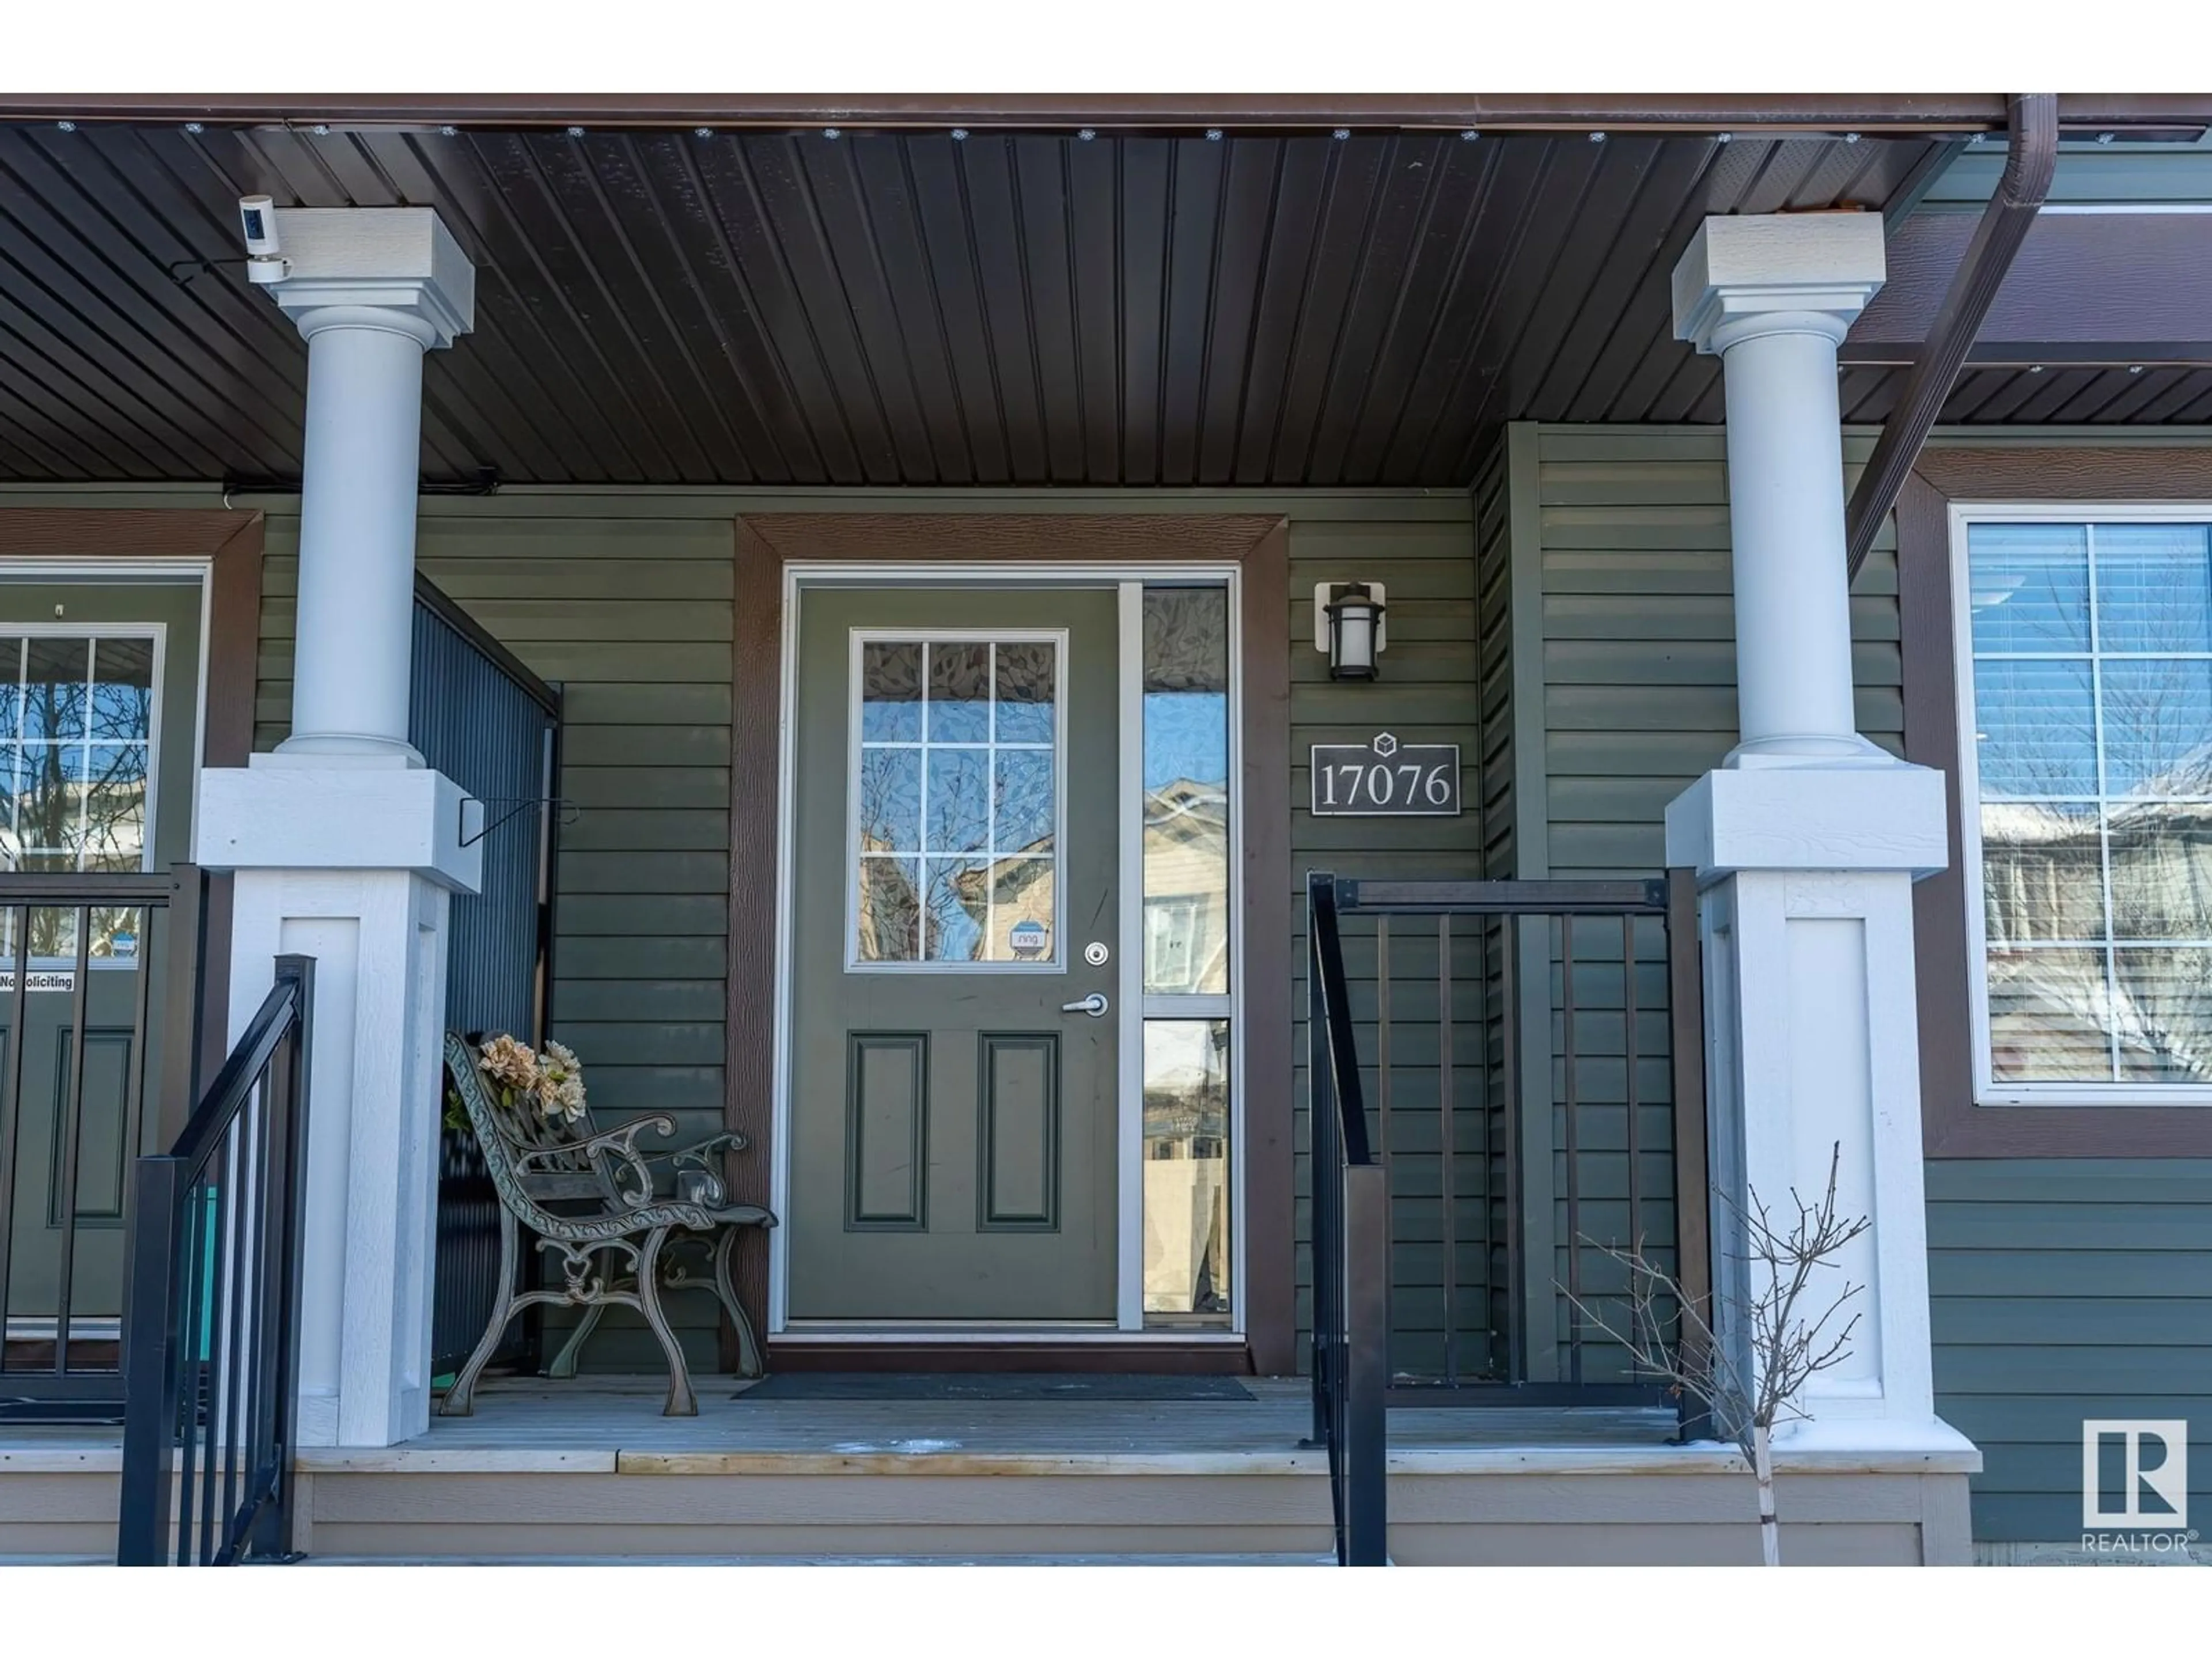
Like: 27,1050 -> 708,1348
1142,1018 -> 1231,1321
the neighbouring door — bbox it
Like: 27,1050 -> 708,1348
0,579 -> 202,1347
787,587 -> 1119,1323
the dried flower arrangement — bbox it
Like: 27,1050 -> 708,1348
444,1032 -> 589,1137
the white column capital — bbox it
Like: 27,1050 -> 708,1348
260,207 -> 475,349
1671,212 -> 1885,355
197,758 -> 484,894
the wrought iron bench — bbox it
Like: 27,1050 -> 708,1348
439,1031 -> 775,1417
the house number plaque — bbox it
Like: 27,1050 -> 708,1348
1309,732 -> 1461,817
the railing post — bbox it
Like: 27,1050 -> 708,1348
1305,883 -> 1332,1450
1664,867 -> 1714,1442
1341,1160 -> 1390,1566
159,865 -> 209,1147
254,956 -> 315,1561
117,1155 -> 184,1566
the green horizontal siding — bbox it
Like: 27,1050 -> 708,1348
256,503 -> 740,1368
1286,496 -> 1486,1378
1509,423 -> 2212,1543
1527,423 -> 1899,886
1929,1159 -> 2212,1541
244,486 -> 1482,1371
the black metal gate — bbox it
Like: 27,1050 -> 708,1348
1308,872 -> 1713,1402
408,576 -> 560,1378
1305,869 -> 1714,1563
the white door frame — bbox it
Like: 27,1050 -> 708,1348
767,560 -> 1245,1342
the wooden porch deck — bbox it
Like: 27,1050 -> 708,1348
356,1377 -> 1680,1472
0,1379 -> 1976,1564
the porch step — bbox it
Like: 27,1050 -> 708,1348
302,1551 -> 1341,1567
287,1460 -> 1342,1561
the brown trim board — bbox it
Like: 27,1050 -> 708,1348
764,1340 -> 1256,1376
0,506 -> 263,1080
10,93 -> 2210,135
726,513 -> 1294,1373
1899,449 -> 2212,1158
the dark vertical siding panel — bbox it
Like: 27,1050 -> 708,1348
409,594 -> 556,1043
408,588 -> 559,1376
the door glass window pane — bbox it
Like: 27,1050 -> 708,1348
925,747 -> 990,852
860,642 -> 923,741
1142,589 -> 1230,994
0,634 -> 157,884
990,860 -> 1055,962
857,747 -> 920,852
857,857 -> 922,961
923,857 -> 987,962
1142,1019 -> 1232,1324
995,642 -> 1055,744
22,638 -> 88,740
79,745 -> 149,873
994,750 -> 1054,854
853,637 -> 1060,965
927,643 -> 991,743
1964,520 -> 2212,1089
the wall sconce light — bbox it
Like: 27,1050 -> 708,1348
1316,581 -> 1387,681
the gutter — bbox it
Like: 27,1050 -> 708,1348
0,91 -> 2190,136
1843,93 -> 2059,581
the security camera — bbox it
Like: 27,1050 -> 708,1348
238,195 -> 288,283
238,195 -> 279,255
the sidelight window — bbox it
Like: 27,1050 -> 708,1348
1138,584 -> 1235,1324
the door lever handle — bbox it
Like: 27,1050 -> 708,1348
1060,993 -> 1109,1018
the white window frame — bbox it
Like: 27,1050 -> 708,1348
841,626 -> 1069,976
1950,499 -> 2212,1106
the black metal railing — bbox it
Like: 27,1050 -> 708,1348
0,868 -> 204,1419
1306,873 -> 1388,1567
411,575 -> 562,1378
116,955 -> 313,1566
1306,870 -> 1713,1562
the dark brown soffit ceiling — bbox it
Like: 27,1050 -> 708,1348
0,122 -> 2205,490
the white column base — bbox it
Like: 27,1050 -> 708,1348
201,760 -> 482,1449
1668,761 -> 1969,1454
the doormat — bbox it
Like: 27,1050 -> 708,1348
736,1373 -> 1253,1402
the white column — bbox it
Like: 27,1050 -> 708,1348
264,211 -> 472,760
285,314 -> 435,758
1667,214 -> 1973,1463
1671,213 -> 1885,765
199,209 -> 480,1448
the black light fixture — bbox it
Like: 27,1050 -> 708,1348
1324,581 -> 1385,681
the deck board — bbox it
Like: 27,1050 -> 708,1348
1,1376 -> 1681,1473
0,1379 -> 1979,1477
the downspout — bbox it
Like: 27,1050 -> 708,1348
1843,93 -> 2059,581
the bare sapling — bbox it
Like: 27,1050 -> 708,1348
1562,1141 -> 1871,1566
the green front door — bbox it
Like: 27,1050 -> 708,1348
0,579 -> 202,1347
787,586 -> 1120,1323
